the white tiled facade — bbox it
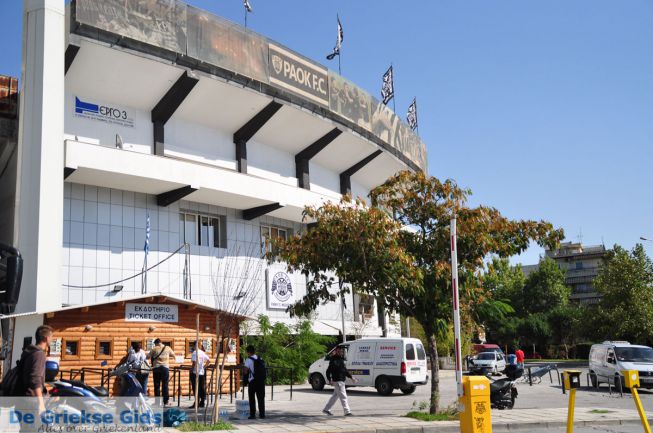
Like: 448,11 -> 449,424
62,182 -> 352,328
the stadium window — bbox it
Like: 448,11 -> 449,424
179,212 -> 227,248
260,225 -> 289,255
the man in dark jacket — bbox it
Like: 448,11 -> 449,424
18,325 -> 52,432
322,346 -> 357,416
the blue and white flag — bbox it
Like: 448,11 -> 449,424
144,212 -> 151,256
243,0 -> 252,13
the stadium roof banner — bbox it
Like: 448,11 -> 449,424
187,5 -> 269,83
328,72 -> 372,132
69,0 -> 427,171
75,0 -> 188,54
269,43 -> 328,106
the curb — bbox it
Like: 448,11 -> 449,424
221,418 -> 652,433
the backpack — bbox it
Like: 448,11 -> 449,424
0,359 -> 23,400
249,356 -> 267,383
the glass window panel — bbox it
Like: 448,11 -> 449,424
201,216 -> 210,246
209,218 -> 218,248
405,343 -> 416,360
179,213 -> 185,243
185,214 -> 197,245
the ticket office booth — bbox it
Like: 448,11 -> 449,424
41,294 -> 241,395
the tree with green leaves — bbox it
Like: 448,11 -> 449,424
272,171 -> 563,413
522,257 -> 570,314
593,244 -> 653,345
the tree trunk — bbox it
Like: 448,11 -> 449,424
427,332 -> 440,414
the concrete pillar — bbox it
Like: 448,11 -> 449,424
14,0 -> 65,313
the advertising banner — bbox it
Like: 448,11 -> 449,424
187,5 -> 269,83
266,267 -> 296,310
73,96 -> 135,128
328,72 -> 372,131
269,43 -> 329,106
75,0 -> 188,54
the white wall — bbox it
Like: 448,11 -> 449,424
165,117 -> 236,170
247,139 -> 297,187
309,161 -> 341,199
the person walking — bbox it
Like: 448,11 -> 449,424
323,346 -> 357,416
515,347 -> 525,369
148,339 -> 176,406
127,341 -> 150,394
243,345 -> 266,419
18,325 -> 53,432
189,342 -> 210,408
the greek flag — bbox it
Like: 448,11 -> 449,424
326,15 -> 344,60
407,98 -> 418,131
381,66 -> 394,105
243,0 -> 252,13
144,212 -> 150,255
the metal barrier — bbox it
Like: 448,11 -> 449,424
240,365 -> 294,401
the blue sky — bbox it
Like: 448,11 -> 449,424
1,1 -> 652,265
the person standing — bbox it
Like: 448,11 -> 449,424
127,341 -> 149,394
323,346 -> 357,416
148,339 -> 176,406
18,325 -> 53,432
189,342 -> 210,408
243,345 -> 265,419
515,347 -> 525,369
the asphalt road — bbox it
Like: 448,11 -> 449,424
211,367 -> 653,417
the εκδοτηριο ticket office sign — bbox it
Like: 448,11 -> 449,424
125,303 -> 178,322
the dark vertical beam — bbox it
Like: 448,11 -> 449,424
233,101 -> 283,174
295,128 -> 342,190
242,203 -> 283,220
151,71 -> 199,156
339,150 -> 383,195
64,45 -> 80,75
156,185 -> 198,207
64,167 -> 76,179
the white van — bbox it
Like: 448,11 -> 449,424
589,341 -> 653,389
308,338 -> 428,396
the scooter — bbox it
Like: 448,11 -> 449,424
46,361 -> 110,412
464,363 -> 522,409
488,365 -> 522,410
111,361 -> 155,421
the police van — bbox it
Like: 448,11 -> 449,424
589,341 -> 653,389
308,338 -> 429,395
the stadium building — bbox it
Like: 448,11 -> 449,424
0,0 -> 427,379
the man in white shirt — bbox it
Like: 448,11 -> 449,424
190,342 -> 210,408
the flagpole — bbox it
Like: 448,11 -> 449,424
244,8 -> 248,28
338,53 -> 341,75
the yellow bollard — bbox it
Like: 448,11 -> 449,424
623,370 -> 652,433
563,370 -> 581,433
459,376 -> 492,433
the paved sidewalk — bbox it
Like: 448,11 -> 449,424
165,407 -> 650,432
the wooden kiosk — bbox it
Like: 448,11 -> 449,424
41,294 -> 242,397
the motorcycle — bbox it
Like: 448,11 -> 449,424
465,363 -> 523,410
46,360 -> 110,412
111,361 -> 155,421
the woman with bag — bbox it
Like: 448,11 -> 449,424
127,341 -> 150,394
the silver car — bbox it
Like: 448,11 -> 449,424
472,351 -> 507,375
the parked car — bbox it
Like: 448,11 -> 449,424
589,341 -> 653,389
472,351 -> 507,375
308,338 -> 428,396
